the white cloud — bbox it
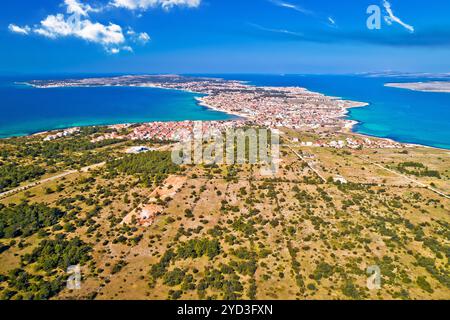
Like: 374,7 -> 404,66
111,0 -> 201,11
64,0 -> 98,17
138,32 -> 150,43
126,28 -> 151,43
7,0 -> 199,53
249,23 -> 304,38
8,24 -> 31,35
34,15 -> 74,38
107,46 -> 135,54
34,13 -> 125,46
268,0 -> 313,15
78,22 -> 125,45
109,47 -> 120,54
382,0 -> 414,33
268,0 -> 337,28
8,0 -> 150,53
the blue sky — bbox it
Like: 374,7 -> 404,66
1,0 -> 450,74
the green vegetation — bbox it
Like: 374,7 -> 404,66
341,280 -> 365,299
2,128 -> 123,170
197,267 -> 244,300
177,238 -> 221,260
111,260 -> 127,274
0,163 -> 45,193
107,151 -> 182,186
0,127 -> 449,300
397,162 -> 441,178
0,234 -> 91,300
22,236 -> 92,271
1,269 -> 65,300
416,276 -> 434,293
0,202 -> 65,238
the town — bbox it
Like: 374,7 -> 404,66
31,75 -> 404,150
29,75 -> 366,131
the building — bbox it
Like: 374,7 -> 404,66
333,175 -> 348,184
126,146 -> 153,154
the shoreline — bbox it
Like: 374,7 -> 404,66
4,77 -> 448,151
385,81 -> 450,93
194,96 -> 249,120
340,101 -> 370,132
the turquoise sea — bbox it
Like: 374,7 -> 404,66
0,74 -> 449,150
0,75 -> 234,139
216,74 -> 450,150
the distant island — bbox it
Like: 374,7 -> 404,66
385,81 -> 450,93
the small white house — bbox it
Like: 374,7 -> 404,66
126,146 -> 153,154
333,175 -> 348,184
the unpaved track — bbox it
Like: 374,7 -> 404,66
0,162 -> 106,200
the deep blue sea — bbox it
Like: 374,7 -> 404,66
0,74 -> 449,150
0,75 -> 234,138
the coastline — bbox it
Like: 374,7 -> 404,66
385,81 -> 450,93
270,86 -> 446,151
194,96 -> 248,120
4,76 -> 448,151
337,101 -> 447,151
348,129 -> 448,151
341,101 -> 370,132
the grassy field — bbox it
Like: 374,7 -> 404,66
0,127 -> 449,300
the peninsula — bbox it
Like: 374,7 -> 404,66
385,81 -> 450,93
27,75 -> 368,133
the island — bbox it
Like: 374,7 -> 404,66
385,81 -> 450,93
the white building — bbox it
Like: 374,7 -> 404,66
126,146 -> 154,154
333,175 -> 348,184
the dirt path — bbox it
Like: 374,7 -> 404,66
357,156 -> 450,200
0,162 -> 105,200
0,144 -> 173,201
286,144 -> 327,182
